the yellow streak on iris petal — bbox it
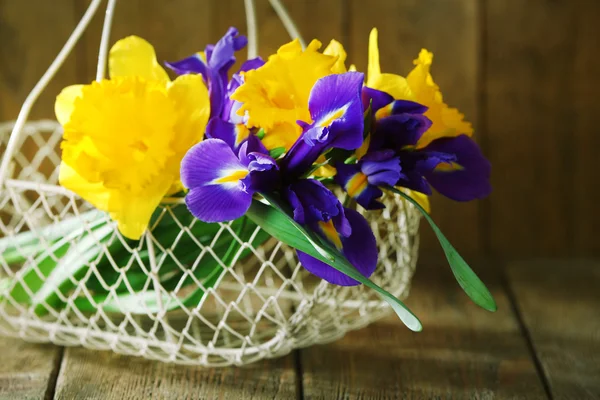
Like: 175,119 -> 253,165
346,172 -> 369,198
214,169 -> 249,184
319,108 -> 345,127
435,161 -> 464,172
318,220 -> 343,250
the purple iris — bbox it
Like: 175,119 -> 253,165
181,135 -> 278,223
281,72 -> 365,178
336,87 -> 492,209
180,71 -> 379,287
166,27 -> 263,122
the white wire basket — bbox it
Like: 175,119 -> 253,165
0,0 -> 421,366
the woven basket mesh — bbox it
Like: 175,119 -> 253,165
0,121 -> 421,366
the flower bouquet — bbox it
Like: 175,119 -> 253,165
0,21 -> 494,365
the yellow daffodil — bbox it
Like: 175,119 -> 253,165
367,28 -> 473,149
366,28 -> 476,212
56,36 -> 210,240
231,39 -> 343,150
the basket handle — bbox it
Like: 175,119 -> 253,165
0,0 -> 305,188
0,0 -> 104,188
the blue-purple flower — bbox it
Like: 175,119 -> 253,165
181,135 -> 278,223
166,27 -> 251,120
336,87 -> 492,209
167,28 -> 266,155
281,72 -> 365,177
181,71 -> 379,286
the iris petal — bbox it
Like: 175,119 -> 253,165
165,53 -> 208,81
423,135 -> 492,201
185,182 -> 252,223
181,139 -> 255,222
206,118 -> 241,151
372,113 -> 432,151
335,163 -> 385,210
297,208 -> 378,286
282,72 -> 365,176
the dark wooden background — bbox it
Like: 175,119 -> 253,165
0,0 -> 598,261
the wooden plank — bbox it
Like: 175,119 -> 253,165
570,1 -> 600,255
54,347 -> 298,399
0,336 -> 62,400
506,260 -> 600,399
300,262 -> 547,398
348,0 -> 483,260
485,0 -> 584,257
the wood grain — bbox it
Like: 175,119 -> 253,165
485,0 -> 584,257
299,262 -> 547,399
506,260 -> 600,399
54,347 -> 298,400
570,1 -> 600,256
0,337 -> 61,400
348,0 -> 483,259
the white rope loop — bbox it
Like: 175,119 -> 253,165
0,0 -> 104,188
96,0 -> 118,82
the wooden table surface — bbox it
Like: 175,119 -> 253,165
1,259 -> 598,400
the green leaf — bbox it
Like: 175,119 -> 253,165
0,210 -> 105,265
8,216 -> 109,304
73,291 -> 176,314
389,187 -> 497,312
363,101 -> 373,139
260,194 -> 334,262
246,198 -> 423,332
268,147 -> 286,159
31,222 -> 116,315
76,215 -> 270,314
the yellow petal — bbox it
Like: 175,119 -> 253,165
324,39 -> 347,73
167,74 -> 210,158
261,122 -> 301,150
109,36 -> 169,84
365,28 -> 414,100
232,38 -> 335,150
367,28 -> 381,86
407,49 -> 473,148
401,188 -> 431,214
110,174 -> 173,240
59,162 -> 110,210
55,85 -> 84,125
368,73 -> 414,101
355,135 -> 370,160
314,164 -> 337,178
